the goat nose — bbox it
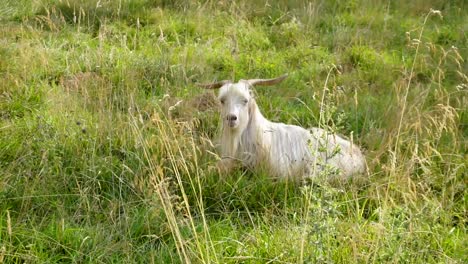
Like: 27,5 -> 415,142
227,114 -> 237,121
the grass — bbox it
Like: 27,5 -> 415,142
0,0 -> 466,263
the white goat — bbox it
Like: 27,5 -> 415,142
199,75 -> 366,179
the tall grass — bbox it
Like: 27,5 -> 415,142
1,0 -> 466,263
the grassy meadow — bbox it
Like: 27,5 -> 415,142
0,0 -> 467,263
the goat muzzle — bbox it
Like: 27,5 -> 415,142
226,114 -> 237,121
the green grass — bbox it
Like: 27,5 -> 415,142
1,0 -> 466,263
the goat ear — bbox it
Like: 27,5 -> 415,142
248,98 -> 256,117
247,74 -> 288,87
197,80 -> 231,89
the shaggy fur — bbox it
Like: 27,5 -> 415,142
203,77 -> 366,179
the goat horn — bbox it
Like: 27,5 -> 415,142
197,80 -> 231,89
247,74 -> 288,86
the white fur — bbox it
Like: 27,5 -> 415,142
216,80 -> 366,179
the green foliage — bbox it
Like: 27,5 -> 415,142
0,0 -> 466,263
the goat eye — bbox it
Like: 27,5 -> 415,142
242,99 -> 248,105
220,99 -> 225,104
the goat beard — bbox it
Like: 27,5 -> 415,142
220,127 -> 241,159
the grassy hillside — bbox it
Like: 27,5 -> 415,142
0,0 -> 466,263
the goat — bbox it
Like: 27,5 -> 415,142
198,75 -> 366,179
